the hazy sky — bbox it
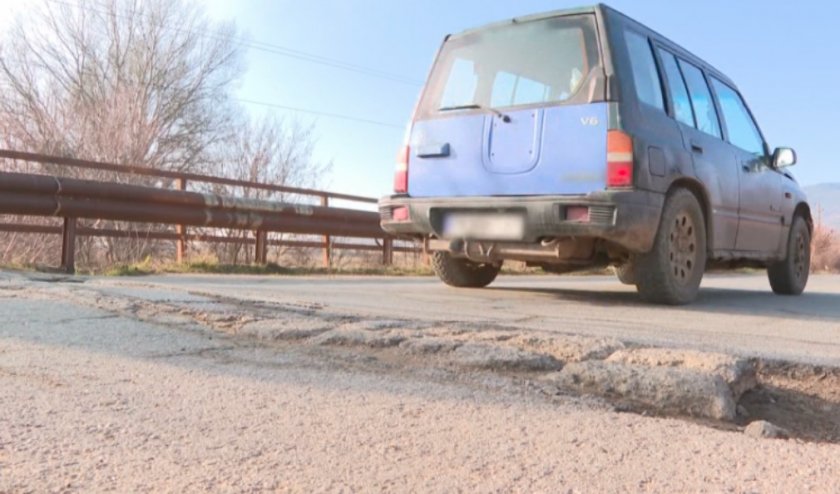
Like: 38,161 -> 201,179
5,1 -> 840,199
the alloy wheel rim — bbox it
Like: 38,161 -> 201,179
669,212 -> 697,286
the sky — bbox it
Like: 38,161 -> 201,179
3,1 -> 840,200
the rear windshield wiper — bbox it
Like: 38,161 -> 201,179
438,104 -> 510,123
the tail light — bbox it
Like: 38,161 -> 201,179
607,130 -> 634,188
394,145 -> 409,194
392,206 -> 410,222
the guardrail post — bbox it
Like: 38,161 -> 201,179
175,178 -> 187,263
383,237 -> 393,265
60,217 -> 77,274
321,196 -> 331,268
255,230 -> 268,264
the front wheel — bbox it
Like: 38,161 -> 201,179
767,215 -> 810,295
430,252 -> 500,288
635,189 -> 707,305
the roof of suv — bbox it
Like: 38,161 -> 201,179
448,3 -> 737,89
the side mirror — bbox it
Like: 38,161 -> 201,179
773,147 -> 797,169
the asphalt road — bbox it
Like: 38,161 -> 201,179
91,272 -> 840,366
2,270 -> 840,492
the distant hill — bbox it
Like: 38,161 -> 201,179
804,183 -> 840,231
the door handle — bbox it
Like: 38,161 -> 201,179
742,165 -> 751,172
416,143 -> 451,158
690,143 -> 704,154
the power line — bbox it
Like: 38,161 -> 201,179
0,56 -> 406,129
46,0 -> 424,87
237,99 -> 404,129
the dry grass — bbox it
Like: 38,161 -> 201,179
812,224 -> 840,273
98,250 -> 434,277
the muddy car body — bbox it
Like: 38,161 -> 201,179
379,4 -> 810,304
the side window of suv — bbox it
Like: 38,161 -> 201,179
710,78 -> 765,156
624,30 -> 664,111
678,60 -> 722,138
657,49 -> 695,128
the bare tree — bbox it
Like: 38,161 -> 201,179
0,0 -> 331,270
0,0 -> 239,267
0,0 -> 242,174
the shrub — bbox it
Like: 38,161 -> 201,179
812,224 -> 840,273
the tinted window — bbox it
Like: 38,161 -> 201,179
711,78 -> 765,155
657,50 -> 695,127
678,60 -> 721,138
624,30 -> 664,111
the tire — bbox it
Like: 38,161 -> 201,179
636,189 -> 707,305
614,261 -> 637,285
768,215 -> 810,295
430,251 -> 500,288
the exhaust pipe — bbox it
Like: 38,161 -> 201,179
427,237 -> 594,263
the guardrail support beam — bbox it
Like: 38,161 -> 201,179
61,217 -> 77,274
175,178 -> 187,263
383,238 -> 393,266
321,196 -> 331,268
255,230 -> 268,264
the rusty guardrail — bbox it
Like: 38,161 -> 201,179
0,150 -> 405,273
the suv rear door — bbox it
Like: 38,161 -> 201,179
407,14 -> 608,198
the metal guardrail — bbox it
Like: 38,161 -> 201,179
0,150 -> 404,273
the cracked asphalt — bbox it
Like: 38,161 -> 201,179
2,271 -> 840,492
86,272 -> 840,365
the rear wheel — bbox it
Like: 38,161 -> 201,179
636,189 -> 707,305
430,251 -> 500,288
768,215 -> 810,295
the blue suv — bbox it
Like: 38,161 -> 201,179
379,4 -> 810,305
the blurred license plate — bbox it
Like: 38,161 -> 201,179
442,212 -> 525,240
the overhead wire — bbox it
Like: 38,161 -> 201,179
38,0 -> 414,129
45,0 -> 424,86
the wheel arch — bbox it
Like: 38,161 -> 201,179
793,202 -> 813,233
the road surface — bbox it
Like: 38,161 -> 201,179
2,271 -> 840,492
86,272 -> 840,366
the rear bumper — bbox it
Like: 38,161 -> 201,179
379,190 -> 664,254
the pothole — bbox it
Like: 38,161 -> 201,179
11,279 -> 840,444
737,361 -> 840,443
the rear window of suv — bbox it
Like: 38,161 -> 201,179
624,30 -> 664,111
417,15 -> 601,118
